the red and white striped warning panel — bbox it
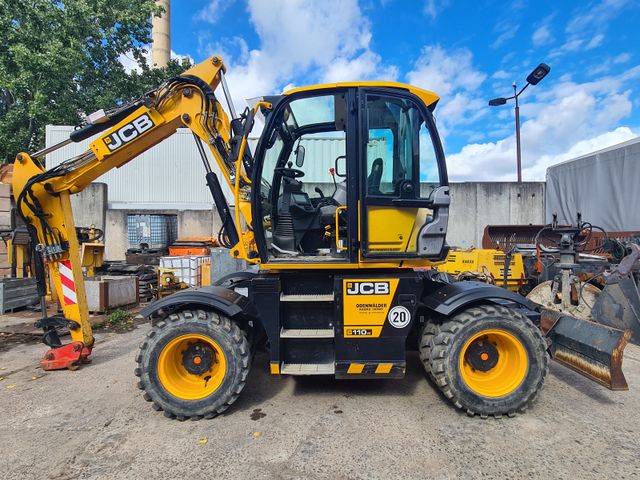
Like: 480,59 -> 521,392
58,260 -> 78,306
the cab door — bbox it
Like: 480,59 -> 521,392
359,89 -> 450,261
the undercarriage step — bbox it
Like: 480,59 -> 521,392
281,362 -> 335,375
280,293 -> 334,302
280,328 -> 335,338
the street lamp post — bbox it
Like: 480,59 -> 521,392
489,63 -> 550,183
513,82 -> 523,183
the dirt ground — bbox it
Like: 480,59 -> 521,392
0,318 -> 639,480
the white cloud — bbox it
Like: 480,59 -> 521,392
322,51 -> 399,83
492,20 -> 520,49
492,70 -> 510,80
118,51 -> 144,74
445,65 -> 640,181
532,24 -> 553,46
248,0 -> 370,74
439,93 -> 486,127
552,0 -> 629,58
203,0 -> 396,112
550,37 -> 584,57
199,36 -> 249,68
406,45 -> 487,140
585,33 -> 605,50
407,46 -> 486,97
423,0 -> 448,19
566,0 -> 629,35
196,0 -> 233,24
171,50 -> 194,65
614,52 -> 632,64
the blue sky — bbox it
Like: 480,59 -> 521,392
160,0 -> 640,181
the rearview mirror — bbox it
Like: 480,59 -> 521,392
334,155 -> 346,178
295,145 -> 305,167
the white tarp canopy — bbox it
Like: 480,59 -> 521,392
546,136 -> 640,231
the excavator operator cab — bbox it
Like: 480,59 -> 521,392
251,83 -> 450,265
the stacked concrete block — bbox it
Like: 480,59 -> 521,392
0,183 -> 11,278
84,276 -> 139,313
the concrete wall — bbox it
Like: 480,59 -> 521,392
446,182 -> 545,248
70,182 -> 108,231
104,210 -> 128,261
75,181 -> 544,260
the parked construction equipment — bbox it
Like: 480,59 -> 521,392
524,215 -> 640,346
437,248 -> 526,292
11,56 -> 632,419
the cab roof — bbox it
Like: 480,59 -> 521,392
284,81 -> 440,109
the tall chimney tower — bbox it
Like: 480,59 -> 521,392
152,0 -> 171,68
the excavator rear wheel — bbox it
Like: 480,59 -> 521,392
421,304 -> 548,418
135,309 -> 250,420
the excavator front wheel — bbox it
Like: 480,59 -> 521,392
135,309 -> 250,420
422,305 -> 548,418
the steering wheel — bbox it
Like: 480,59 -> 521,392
274,167 -> 305,178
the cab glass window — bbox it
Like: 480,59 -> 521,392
365,94 -> 439,197
257,92 -> 350,261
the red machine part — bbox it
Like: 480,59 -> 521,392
41,342 -> 92,371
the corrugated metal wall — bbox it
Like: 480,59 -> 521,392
46,126 -> 231,209
46,126 -> 384,209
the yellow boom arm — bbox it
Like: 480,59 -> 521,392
11,56 -> 259,365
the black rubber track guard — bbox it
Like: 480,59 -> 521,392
140,286 -> 258,320
421,281 -> 539,316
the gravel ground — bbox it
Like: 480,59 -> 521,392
0,322 -> 639,480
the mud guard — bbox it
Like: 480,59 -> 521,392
140,286 -> 258,320
421,281 -> 539,316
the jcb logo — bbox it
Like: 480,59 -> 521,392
103,113 -> 155,152
346,281 -> 390,295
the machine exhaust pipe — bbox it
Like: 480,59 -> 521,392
540,309 -> 631,390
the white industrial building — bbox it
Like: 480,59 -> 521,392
46,126 -> 387,209
45,126 -> 384,259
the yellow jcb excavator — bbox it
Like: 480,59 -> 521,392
11,56 -> 631,419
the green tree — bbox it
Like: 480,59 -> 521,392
0,0 -> 191,162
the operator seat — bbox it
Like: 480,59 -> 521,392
367,158 -> 384,195
271,173 -> 305,255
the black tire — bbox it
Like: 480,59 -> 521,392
135,309 -> 250,420
423,304 -> 548,418
418,321 -> 440,381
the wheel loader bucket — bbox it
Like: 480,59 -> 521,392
540,310 -> 631,390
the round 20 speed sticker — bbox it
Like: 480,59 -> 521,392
388,305 -> 411,328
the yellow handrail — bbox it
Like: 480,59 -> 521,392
335,206 -> 348,252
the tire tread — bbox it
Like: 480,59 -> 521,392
419,304 -> 548,418
135,309 -> 250,421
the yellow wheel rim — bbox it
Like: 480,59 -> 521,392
459,329 -> 528,398
157,334 -> 227,401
